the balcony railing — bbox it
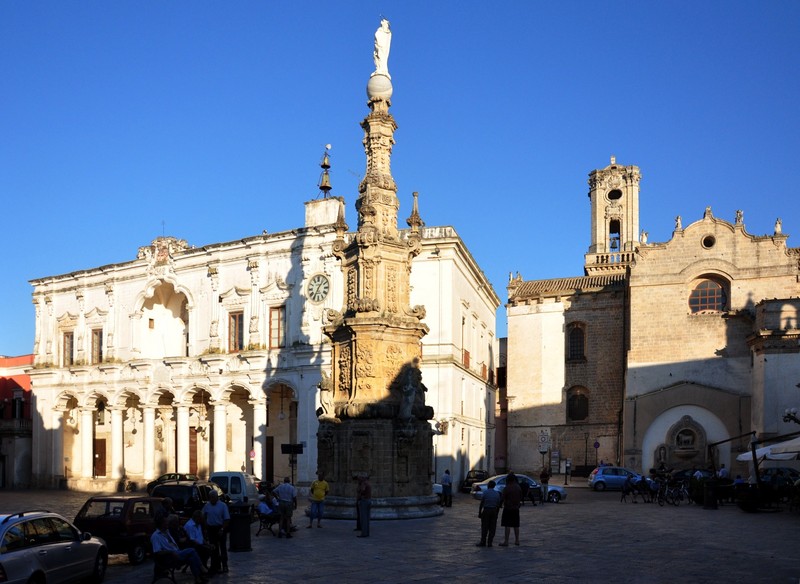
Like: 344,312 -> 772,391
0,419 -> 32,434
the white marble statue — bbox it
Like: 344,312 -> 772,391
372,18 -> 391,78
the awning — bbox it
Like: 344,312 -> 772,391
735,444 -> 797,462
768,436 -> 800,455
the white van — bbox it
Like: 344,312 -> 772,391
209,472 -> 260,509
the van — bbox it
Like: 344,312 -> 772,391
209,472 -> 259,508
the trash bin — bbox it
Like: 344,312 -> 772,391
228,504 -> 252,552
703,479 -> 718,510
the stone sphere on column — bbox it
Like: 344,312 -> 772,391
367,74 -> 393,100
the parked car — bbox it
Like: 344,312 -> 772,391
209,472 -> 260,510
460,469 -> 489,493
588,466 -> 647,491
471,473 -> 568,503
0,510 -> 107,583
150,480 -> 226,520
74,494 -> 163,565
670,468 -> 713,483
145,473 -> 199,495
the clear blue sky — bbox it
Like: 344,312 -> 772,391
2,2 -> 799,356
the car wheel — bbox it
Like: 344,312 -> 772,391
594,482 -> 606,491
92,552 -> 108,583
26,573 -> 45,584
128,541 -> 146,565
548,491 -> 561,503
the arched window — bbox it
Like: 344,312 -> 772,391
566,323 -> 585,361
567,387 -> 589,422
689,278 -> 728,313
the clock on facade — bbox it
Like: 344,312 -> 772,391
307,274 -> 330,302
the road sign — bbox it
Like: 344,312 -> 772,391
594,441 -> 600,449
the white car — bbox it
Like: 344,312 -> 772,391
0,510 -> 107,583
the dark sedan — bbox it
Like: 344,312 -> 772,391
145,472 -> 199,494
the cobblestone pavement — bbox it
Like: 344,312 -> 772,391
0,486 -> 797,583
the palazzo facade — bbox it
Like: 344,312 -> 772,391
28,196 -> 498,491
506,157 -> 800,477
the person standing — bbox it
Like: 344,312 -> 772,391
184,509 -> 217,572
539,467 -> 551,503
273,476 -> 298,538
441,470 -> 453,508
476,480 -> 501,547
499,472 -> 522,546
356,474 -> 372,538
203,490 -> 230,573
308,472 -> 329,528
717,464 -> 729,479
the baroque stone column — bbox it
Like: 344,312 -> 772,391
176,405 -> 190,473
318,23 -> 438,519
212,401 -> 228,472
80,408 -> 94,479
110,407 -> 124,479
142,406 -> 156,480
250,399 -> 267,481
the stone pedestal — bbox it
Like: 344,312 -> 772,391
317,418 -> 442,519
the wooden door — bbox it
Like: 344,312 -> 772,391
93,438 -> 106,477
189,431 -> 198,474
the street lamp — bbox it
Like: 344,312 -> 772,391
783,408 -> 800,425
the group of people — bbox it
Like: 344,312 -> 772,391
150,491 -> 230,584
476,472 -> 523,547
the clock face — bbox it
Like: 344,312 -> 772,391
307,274 -> 330,303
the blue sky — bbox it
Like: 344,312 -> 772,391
2,2 -> 799,356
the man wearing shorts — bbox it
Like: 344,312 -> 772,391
273,476 -> 297,538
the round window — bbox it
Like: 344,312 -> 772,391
607,189 -> 622,200
702,235 -> 715,249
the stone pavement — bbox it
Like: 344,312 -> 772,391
0,485 -> 797,583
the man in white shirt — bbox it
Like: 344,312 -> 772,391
150,515 -> 207,584
184,509 -> 217,572
717,464 -> 729,479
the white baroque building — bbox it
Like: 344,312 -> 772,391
29,197 -> 499,490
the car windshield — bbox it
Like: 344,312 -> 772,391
78,500 -> 125,519
152,486 -> 192,505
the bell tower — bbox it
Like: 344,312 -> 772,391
585,156 -> 641,275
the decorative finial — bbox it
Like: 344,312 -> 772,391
610,155 -> 616,165
334,197 -> 348,236
704,206 -> 713,219
406,191 -> 424,234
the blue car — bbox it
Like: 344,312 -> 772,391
588,466 -> 645,491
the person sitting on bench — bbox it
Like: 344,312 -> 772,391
151,514 -> 208,584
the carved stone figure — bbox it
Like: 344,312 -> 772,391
317,371 -> 339,423
640,230 -> 648,244
372,18 -> 391,78
735,209 -> 743,225
675,215 -> 682,230
775,217 -> 782,234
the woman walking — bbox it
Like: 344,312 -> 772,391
499,472 -> 522,546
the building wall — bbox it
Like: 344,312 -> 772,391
27,208 -> 498,490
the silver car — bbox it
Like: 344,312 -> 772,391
0,510 -> 107,583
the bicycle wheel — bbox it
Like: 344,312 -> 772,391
657,491 -> 666,507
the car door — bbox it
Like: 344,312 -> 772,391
23,517 -> 85,583
50,516 -> 95,582
0,522 -> 32,584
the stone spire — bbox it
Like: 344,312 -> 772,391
317,21 -> 437,516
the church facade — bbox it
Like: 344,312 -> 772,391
506,157 -> 800,477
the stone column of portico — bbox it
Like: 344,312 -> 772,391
52,408 -> 65,483
80,408 -> 94,479
250,399 -> 267,480
143,406 -> 156,481
176,405 -> 190,474
212,401 -> 228,472
110,407 -> 124,479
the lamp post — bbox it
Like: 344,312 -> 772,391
783,408 -> 800,425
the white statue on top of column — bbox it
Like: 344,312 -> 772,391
372,18 -> 392,79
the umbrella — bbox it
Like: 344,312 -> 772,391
735,445 -> 796,462
768,436 -> 800,455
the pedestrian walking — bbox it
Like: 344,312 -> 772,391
308,472 -> 329,528
499,472 -> 522,546
356,474 -> 372,538
476,480 -> 501,547
441,469 -> 453,507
